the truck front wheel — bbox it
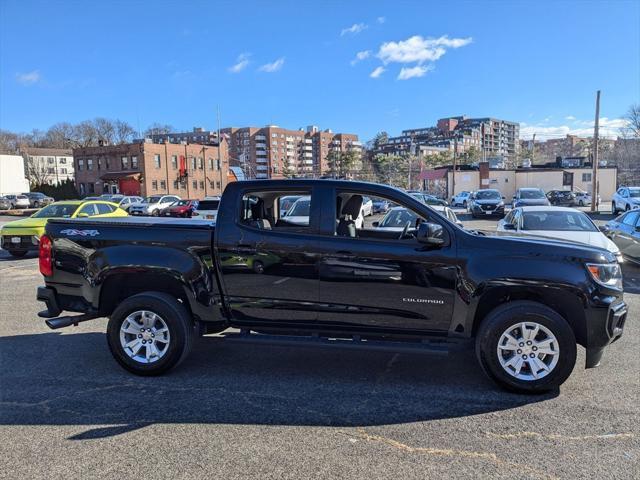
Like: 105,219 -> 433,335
107,292 -> 195,376
475,301 -> 576,393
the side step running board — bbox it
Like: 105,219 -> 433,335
220,330 -> 469,355
45,312 -> 101,330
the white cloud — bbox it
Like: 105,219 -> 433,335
397,64 -> 433,80
377,16 -> 386,24
520,117 -> 628,140
350,50 -> 371,66
377,35 -> 472,64
565,115 -> 576,121
228,53 -> 250,73
258,57 -> 285,73
15,70 -> 41,85
369,66 -> 385,78
341,23 -> 368,36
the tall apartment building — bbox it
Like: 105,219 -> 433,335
222,125 -> 361,179
73,140 -> 232,198
375,116 -> 519,162
21,147 -> 75,185
145,127 -> 219,146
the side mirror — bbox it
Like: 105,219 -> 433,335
417,222 -> 445,246
598,225 -> 610,233
503,223 -> 516,231
501,196 -> 505,200
77,212 -> 89,218
372,221 -> 379,227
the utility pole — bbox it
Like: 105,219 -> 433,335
531,133 -> 536,163
452,138 -> 457,199
217,105 -> 223,195
591,90 -> 600,212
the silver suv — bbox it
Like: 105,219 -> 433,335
612,187 -> 640,214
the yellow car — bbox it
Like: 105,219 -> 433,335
0,200 -> 128,258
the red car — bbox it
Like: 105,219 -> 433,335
163,199 -> 199,218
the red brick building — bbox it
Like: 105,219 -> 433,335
73,140 -> 233,199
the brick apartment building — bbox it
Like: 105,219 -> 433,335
221,125 -> 361,179
145,126 -> 219,146
73,140 -> 232,199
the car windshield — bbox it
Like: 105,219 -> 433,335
629,189 -> 640,198
31,204 -> 79,218
379,208 -> 418,227
175,200 -> 191,206
521,211 -> 597,232
476,190 -> 501,200
144,196 -> 162,203
288,199 -> 311,217
197,200 -> 219,210
521,189 -> 545,199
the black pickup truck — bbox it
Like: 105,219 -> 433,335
36,179 -> 627,393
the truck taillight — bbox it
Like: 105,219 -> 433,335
39,235 -> 53,276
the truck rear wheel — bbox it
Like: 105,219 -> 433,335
475,301 -> 576,393
107,292 -> 195,376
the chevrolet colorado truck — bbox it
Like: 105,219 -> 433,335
36,179 -> 627,393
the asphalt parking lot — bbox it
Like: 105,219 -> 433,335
1,214 -> 639,479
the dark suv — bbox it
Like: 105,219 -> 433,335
546,190 -> 577,207
467,189 -> 506,218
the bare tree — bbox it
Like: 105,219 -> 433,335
623,104 -> 640,138
25,155 -> 53,185
114,120 -> 136,144
45,122 -> 75,148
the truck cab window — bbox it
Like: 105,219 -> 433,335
240,190 -> 313,232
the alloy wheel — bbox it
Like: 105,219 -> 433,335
119,310 -> 171,364
496,321 -> 559,381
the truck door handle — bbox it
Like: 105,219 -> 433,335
235,244 -> 257,255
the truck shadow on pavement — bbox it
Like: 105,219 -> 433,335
0,330 -> 557,439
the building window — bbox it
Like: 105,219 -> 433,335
209,180 -> 215,189
191,157 -> 196,170
173,180 -> 179,189
216,158 -> 221,170
132,156 -> 138,169
47,157 -> 55,164
59,157 -> 66,164
97,158 -> 102,170
152,180 -> 158,190
60,168 -> 68,174
154,154 -> 161,168
105,158 -> 110,170
171,155 -> 178,169
88,183 -> 95,193
160,180 -> 166,190
198,157 -> 203,169
47,167 -> 55,174
78,159 -> 84,171
192,180 -> 197,190
121,156 -> 129,169
199,181 -> 204,189
582,173 -> 592,182
79,183 -> 85,195
216,181 -> 221,189
208,157 -> 213,169
87,159 -> 94,171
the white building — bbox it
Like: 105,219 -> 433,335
0,154 -> 30,195
22,147 -> 75,185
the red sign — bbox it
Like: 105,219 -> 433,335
179,155 -> 187,177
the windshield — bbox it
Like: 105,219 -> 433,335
521,211 -> 597,232
32,204 -> 79,218
175,200 -> 191,206
288,199 -> 311,217
475,190 -> 501,200
521,189 -> 545,199
144,196 -> 162,203
379,208 -> 418,227
629,189 -> 640,198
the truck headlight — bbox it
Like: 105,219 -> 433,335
586,263 -> 622,289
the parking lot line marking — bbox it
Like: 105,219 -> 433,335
484,431 -> 634,441
273,277 -> 290,285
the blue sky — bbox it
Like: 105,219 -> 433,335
1,0 -> 638,141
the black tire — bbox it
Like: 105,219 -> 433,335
33,201 -> 40,208
8,249 -> 28,258
625,204 -> 630,212
475,301 -> 577,393
462,200 -> 467,208
152,209 -> 159,217
252,260 -> 265,274
612,202 -> 617,214
107,292 -> 195,376
579,200 -> 584,207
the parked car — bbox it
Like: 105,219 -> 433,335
3,194 -> 30,209
113,195 -> 144,212
512,188 -> 550,208
409,191 -> 448,206
192,197 -> 220,222
129,195 -> 181,216
497,206 -> 621,262
602,210 -> 640,264
280,196 -> 312,226
574,191 -> 600,207
611,187 -> 640,214
0,196 -> 12,210
279,195 -> 303,214
372,198 -> 390,214
546,190 -> 578,207
0,200 -> 127,257
374,205 -> 463,231
451,191 -> 472,207
163,199 -> 199,218
36,179 -> 626,393
361,196 -> 373,216
23,192 -> 54,208
467,189 -> 506,218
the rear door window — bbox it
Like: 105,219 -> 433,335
96,203 -> 114,214
622,211 -> 639,226
239,189 -> 315,233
